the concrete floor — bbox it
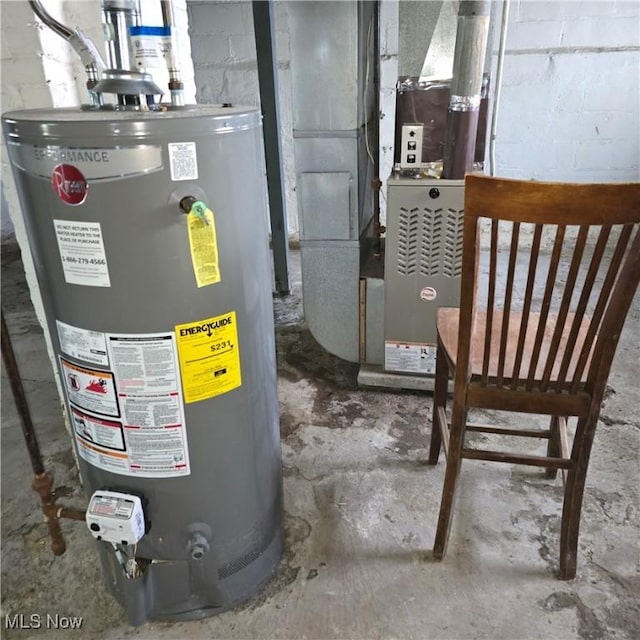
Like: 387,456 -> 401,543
1,234 -> 639,640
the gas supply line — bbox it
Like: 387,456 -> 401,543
1,310 -> 86,556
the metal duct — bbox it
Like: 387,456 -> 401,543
442,0 -> 491,179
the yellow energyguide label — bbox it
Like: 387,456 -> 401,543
187,207 -> 220,287
175,312 -> 242,403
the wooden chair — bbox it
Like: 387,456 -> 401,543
428,174 -> 640,579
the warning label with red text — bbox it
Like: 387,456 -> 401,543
107,332 -> 190,477
61,359 -> 119,416
62,333 -> 190,478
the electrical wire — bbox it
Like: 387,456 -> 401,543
363,12 -> 375,165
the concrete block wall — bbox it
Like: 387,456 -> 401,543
489,0 -> 639,181
187,0 -> 299,238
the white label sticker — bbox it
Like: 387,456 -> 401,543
108,335 -> 178,394
56,321 -> 108,366
89,495 -> 134,519
168,142 -> 198,181
106,332 -> 190,477
132,35 -> 167,68
61,359 -> 119,416
385,341 -> 436,375
75,438 -> 130,474
71,407 -> 125,451
53,220 -> 110,287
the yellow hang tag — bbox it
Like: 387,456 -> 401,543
175,311 -> 242,403
187,207 -> 220,287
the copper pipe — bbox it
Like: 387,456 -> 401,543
2,310 -> 86,556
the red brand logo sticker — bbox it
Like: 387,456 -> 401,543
51,164 -> 87,205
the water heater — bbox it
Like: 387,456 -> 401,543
2,106 -> 283,624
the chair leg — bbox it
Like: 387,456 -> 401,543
545,415 -> 561,479
559,416 -> 597,580
428,342 -> 449,465
433,405 -> 466,560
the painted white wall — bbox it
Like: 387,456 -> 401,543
486,0 -> 639,181
390,0 -> 638,183
187,0 -> 299,240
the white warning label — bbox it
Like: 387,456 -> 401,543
53,220 -> 111,287
107,334 -> 178,393
106,332 -> 190,477
385,341 -> 436,375
168,142 -> 198,181
61,359 -> 119,417
71,407 -> 125,451
56,320 -> 108,366
75,440 -> 130,473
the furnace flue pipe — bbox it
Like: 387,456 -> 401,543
443,0 -> 491,179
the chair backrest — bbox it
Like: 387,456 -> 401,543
457,174 -> 640,400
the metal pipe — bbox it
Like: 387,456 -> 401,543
160,0 -> 184,106
28,0 -> 73,39
1,310 -> 45,476
1,310 -> 86,555
29,0 -> 106,74
252,0 -> 289,292
489,0 -> 511,177
160,0 -> 175,27
102,0 -> 141,71
442,0 -> 491,179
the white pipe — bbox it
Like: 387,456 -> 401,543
160,0 -> 184,106
489,0 -> 510,177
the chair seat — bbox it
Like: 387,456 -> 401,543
437,307 -> 592,386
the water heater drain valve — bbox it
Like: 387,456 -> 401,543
86,490 -> 145,546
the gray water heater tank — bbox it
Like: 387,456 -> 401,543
2,106 -> 283,625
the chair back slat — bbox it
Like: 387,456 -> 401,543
587,227 -> 640,391
481,220 -> 499,385
569,224 -> 635,393
496,222 -> 520,387
554,226 -> 611,390
510,224 -> 543,389
525,225 -> 566,391
539,226 -> 589,391
459,174 -> 640,401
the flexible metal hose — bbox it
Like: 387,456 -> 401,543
28,0 -> 74,40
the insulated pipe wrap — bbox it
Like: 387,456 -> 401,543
450,2 -> 491,103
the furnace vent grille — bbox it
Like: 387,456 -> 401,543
443,208 -> 464,278
396,206 -> 464,278
420,208 -> 443,277
397,207 -> 420,275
